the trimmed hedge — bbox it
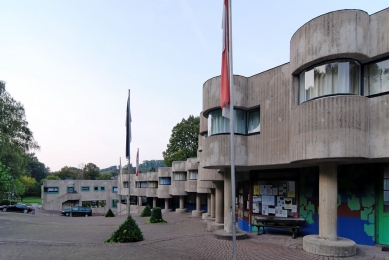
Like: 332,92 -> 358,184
0,200 -> 17,205
105,215 -> 144,243
105,208 -> 115,217
140,205 -> 151,217
149,207 -> 166,223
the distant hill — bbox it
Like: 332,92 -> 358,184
100,160 -> 165,174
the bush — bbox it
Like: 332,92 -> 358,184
0,200 -> 17,205
140,205 -> 151,217
105,208 -> 115,217
105,215 -> 144,243
149,207 -> 166,223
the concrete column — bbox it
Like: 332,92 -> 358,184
126,195 -> 130,215
215,181 -> 224,223
196,193 -> 201,211
153,197 -> 157,208
224,168 -> 232,233
164,198 -> 169,210
179,196 -> 185,209
211,189 -> 215,218
207,193 -> 211,214
319,163 -> 338,241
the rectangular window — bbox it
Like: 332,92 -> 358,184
67,187 -> 74,193
364,59 -> 389,96
81,186 -> 90,192
384,169 -> 389,213
136,181 -> 148,188
247,109 -> 260,134
94,186 -> 105,191
112,187 -> 118,193
189,170 -> 198,180
148,181 -> 158,188
123,182 -> 129,188
100,186 -> 105,191
174,172 -> 186,181
159,177 -> 171,185
94,186 -> 99,191
44,187 -> 59,194
112,199 -> 118,208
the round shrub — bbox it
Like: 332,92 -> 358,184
140,205 -> 151,217
105,215 -> 144,243
105,208 -> 115,217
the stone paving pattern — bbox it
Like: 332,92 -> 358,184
0,210 -> 388,260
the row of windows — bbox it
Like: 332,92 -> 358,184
299,58 -> 389,103
44,186 -> 117,193
121,174 -> 199,188
208,109 -> 260,136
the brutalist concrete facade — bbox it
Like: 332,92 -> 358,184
198,7 -> 389,256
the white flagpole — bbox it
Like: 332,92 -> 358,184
126,89 -> 131,216
227,0 -> 237,259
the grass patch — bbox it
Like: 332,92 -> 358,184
22,197 -> 42,204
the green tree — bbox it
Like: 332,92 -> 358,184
45,175 -> 61,180
13,179 -> 25,198
0,162 -> 12,201
97,173 -> 112,180
20,176 -> 36,195
51,166 -> 78,180
84,163 -> 100,180
27,154 -> 48,182
0,81 -> 40,179
162,115 -> 199,167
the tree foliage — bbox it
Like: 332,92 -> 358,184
0,162 -> 12,200
27,154 -> 49,182
0,82 -> 40,179
140,205 -> 151,217
84,163 -> 100,180
20,176 -> 36,194
162,115 -> 199,167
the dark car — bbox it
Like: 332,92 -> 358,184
61,206 -> 92,217
1,204 -> 33,213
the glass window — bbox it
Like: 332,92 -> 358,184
67,187 -> 74,193
208,109 -> 246,135
148,181 -> 158,188
94,186 -> 99,191
123,182 -> 129,188
81,186 -> 90,192
299,60 -> 360,104
174,172 -> 186,181
159,177 -> 171,185
44,187 -> 59,193
189,170 -> 198,180
247,109 -> 260,134
112,187 -> 118,193
384,168 -> 389,213
100,186 -> 105,191
112,199 -> 118,208
364,59 -> 389,96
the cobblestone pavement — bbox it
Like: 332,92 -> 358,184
0,210 -> 388,260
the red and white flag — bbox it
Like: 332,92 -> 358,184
135,148 -> 139,176
220,0 -> 230,118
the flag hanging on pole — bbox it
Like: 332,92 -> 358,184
135,148 -> 139,177
221,0 -> 230,118
126,90 -> 132,159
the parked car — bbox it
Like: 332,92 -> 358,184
0,204 -> 33,213
61,206 -> 92,217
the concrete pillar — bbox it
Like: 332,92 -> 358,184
164,198 -> 169,210
224,168 -> 232,233
179,196 -> 185,209
196,193 -> 201,211
126,195 -> 130,215
215,181 -> 224,223
207,193 -> 211,214
211,189 -> 215,218
153,197 -> 157,208
319,163 -> 338,241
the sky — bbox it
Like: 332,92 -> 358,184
0,1 -> 388,172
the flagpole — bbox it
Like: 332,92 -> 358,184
126,89 -> 131,216
227,0 -> 237,259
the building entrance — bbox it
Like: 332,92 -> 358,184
377,168 -> 389,245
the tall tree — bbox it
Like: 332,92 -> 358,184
0,81 -> 39,178
162,115 -> 199,167
84,163 -> 100,180
0,162 -> 12,201
27,154 -> 49,182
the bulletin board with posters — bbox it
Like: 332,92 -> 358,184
251,177 -> 299,218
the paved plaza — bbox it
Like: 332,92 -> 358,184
0,210 -> 388,260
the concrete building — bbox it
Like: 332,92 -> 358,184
42,179 -> 120,215
42,6 -> 389,257
198,7 -> 389,256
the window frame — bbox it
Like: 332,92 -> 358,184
81,186 -> 90,192
44,187 -> 59,194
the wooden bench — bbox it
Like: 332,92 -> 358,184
252,216 -> 306,239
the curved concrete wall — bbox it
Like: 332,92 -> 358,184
172,161 -> 185,172
157,185 -> 172,198
201,135 -> 247,168
185,180 -> 197,193
200,112 -> 207,135
146,187 -> 157,197
290,95 -> 369,162
290,10 -> 370,74
202,75 -> 248,115
185,158 -> 198,171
